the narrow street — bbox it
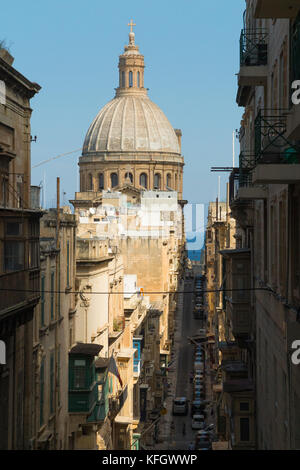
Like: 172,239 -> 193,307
161,276 -> 214,450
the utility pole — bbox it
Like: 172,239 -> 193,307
54,177 -> 60,449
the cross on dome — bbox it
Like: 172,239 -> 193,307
128,19 -> 136,33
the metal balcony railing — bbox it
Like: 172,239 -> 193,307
240,29 -> 268,67
254,109 -> 300,163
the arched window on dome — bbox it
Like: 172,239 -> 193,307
154,173 -> 161,190
174,173 -> 178,190
129,71 -> 133,88
140,173 -> 148,189
110,173 -> 118,188
125,172 -> 133,184
98,173 -> 104,190
166,173 -> 172,189
137,71 -> 140,88
121,71 -> 125,88
88,174 -> 93,191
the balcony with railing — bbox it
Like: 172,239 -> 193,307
237,29 -> 268,106
254,0 -> 300,19
252,109 -> 300,183
220,249 -> 252,346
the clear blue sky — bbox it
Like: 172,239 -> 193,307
2,0 -> 245,208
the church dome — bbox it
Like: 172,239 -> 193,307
82,94 -> 180,155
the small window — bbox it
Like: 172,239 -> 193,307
240,417 -> 250,441
98,173 -> 104,190
4,241 -> 25,272
129,71 -> 133,87
154,173 -> 161,189
29,240 -> 39,268
88,174 -> 93,190
6,221 -> 22,236
240,402 -> 249,411
166,173 -> 172,189
121,71 -> 125,87
111,173 -> 118,188
74,359 -> 86,389
140,173 -> 148,189
137,71 -> 140,88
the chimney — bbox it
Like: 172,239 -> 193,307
0,48 -> 14,66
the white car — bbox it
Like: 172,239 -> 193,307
191,414 -> 205,430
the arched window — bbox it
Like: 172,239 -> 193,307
140,173 -> 148,189
110,173 -> 118,188
154,173 -> 161,189
125,172 -> 133,183
98,173 -> 104,190
121,71 -> 125,87
137,71 -> 140,88
88,174 -> 93,190
129,71 -> 133,87
166,173 -> 172,189
174,173 -> 178,190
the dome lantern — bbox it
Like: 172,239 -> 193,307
116,20 -> 146,96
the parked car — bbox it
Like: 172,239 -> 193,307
191,414 -> 205,430
172,397 -> 188,416
191,400 -> 207,416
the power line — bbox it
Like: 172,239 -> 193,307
0,287 -> 272,295
32,148 -> 82,169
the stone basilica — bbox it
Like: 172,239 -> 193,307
78,24 -> 184,199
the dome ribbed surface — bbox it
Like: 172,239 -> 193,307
82,95 -> 180,155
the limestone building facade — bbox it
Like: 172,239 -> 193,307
0,47 -> 41,449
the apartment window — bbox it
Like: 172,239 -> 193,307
240,402 -> 249,412
140,173 -> 147,189
110,173 -> 118,188
50,352 -> 54,415
74,359 -> 86,388
40,357 -> 45,427
29,240 -> 39,268
4,239 -> 24,273
50,271 -> 55,321
98,173 -> 104,190
41,276 -> 45,326
240,417 -> 250,441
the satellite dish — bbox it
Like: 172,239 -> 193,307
89,208 -> 96,215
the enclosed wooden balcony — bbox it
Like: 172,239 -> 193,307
220,249 -> 252,343
254,0 -> 300,18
